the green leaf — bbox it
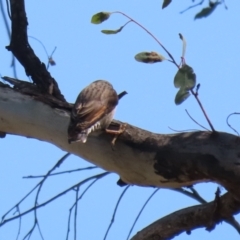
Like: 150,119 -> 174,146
194,2 -> 219,19
174,64 -> 196,90
175,88 -> 190,105
162,0 -> 172,9
135,52 -> 165,63
91,12 -> 111,24
101,26 -> 124,35
179,33 -> 187,58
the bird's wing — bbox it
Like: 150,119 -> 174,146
72,96 -> 117,131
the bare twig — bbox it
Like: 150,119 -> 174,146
47,47 -> 57,69
104,186 -> 130,240
16,205 -> 21,240
180,0 -> 205,14
74,187 -> 80,240
1,0 -> 10,36
127,189 -> 159,240
222,0 -> 228,9
34,152 -> 70,203
226,112 -> 240,136
1,153 -> 70,226
189,187 -> 207,203
5,0 -> 11,19
168,126 -> 201,133
22,153 -> 70,239
37,222 -> 45,240
23,166 -> 98,178
22,219 -> 44,240
0,0 -> 17,78
113,11 -> 179,68
66,176 -> 107,240
171,187 -> 207,204
22,219 -> 36,240
28,36 -> 57,69
28,36 -> 49,59
0,172 -> 110,227
190,90 -> 216,132
185,109 -> 210,131
224,217 -> 240,234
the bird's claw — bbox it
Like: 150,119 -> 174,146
105,123 -> 127,146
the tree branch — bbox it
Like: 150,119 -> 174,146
6,0 -> 65,101
1,85 -> 240,202
131,192 -> 240,240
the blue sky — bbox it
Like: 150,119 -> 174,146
1,0 -> 240,239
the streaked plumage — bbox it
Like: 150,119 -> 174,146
68,80 -> 123,143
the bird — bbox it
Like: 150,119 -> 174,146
68,80 -> 127,144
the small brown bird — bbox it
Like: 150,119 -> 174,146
68,80 -> 127,144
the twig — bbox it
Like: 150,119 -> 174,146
1,0 -> 11,36
28,36 -> 57,70
1,183 -> 40,222
66,177 -> 105,240
23,153 -> 70,240
74,187 -> 80,240
126,189 -> 159,240
16,205 -> 21,240
171,187 -> 207,204
1,153 -> 70,225
23,166 -> 98,178
190,90 -> 215,132
224,217 -> 240,234
168,126 -> 201,133
47,46 -> 57,69
28,36 -> 49,57
0,172 -> 110,227
113,11 -> 179,68
37,222 -> 44,240
5,0 -> 11,19
180,0 -> 205,14
22,219 -> 36,240
185,109 -> 210,131
0,0 -> 17,78
103,186 -> 130,240
222,0 -> 228,9
226,112 -> 240,136
189,187 -> 207,203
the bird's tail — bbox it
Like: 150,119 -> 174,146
68,121 -> 88,144
68,132 -> 87,144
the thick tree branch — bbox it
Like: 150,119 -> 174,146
131,192 -> 240,240
6,0 -> 65,101
1,85 -> 240,201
